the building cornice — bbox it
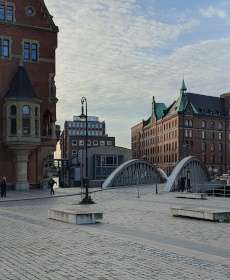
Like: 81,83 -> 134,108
0,21 -> 58,33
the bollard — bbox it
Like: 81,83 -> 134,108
155,183 -> 158,195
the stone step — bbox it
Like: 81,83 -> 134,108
171,207 -> 230,223
176,193 -> 207,200
48,206 -> 103,224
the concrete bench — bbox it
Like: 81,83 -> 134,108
171,207 -> 230,223
48,207 -> 103,225
176,193 -> 207,200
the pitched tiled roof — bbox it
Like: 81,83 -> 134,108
186,93 -> 225,116
5,66 -> 39,99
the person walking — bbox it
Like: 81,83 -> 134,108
1,176 -> 7,199
48,177 -> 57,195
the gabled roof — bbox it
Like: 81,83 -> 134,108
155,103 -> 167,120
5,66 -> 39,100
186,92 -> 225,116
40,0 -> 59,32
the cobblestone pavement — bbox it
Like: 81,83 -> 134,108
0,185 -> 229,279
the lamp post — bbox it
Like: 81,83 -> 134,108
79,97 -> 94,204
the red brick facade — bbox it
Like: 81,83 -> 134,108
131,85 -> 230,176
0,0 -> 58,187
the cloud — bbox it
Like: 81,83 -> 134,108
45,0 -> 230,148
200,5 -> 227,19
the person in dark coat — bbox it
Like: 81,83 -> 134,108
181,177 -> 186,192
1,176 -> 7,198
177,177 -> 182,192
48,178 -> 57,195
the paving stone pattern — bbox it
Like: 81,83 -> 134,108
0,186 -> 229,279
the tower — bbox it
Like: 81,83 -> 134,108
0,0 -> 58,190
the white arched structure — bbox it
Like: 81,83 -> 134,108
165,156 -> 210,192
102,159 -> 167,188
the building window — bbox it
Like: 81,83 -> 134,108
185,130 -> 188,138
202,142 -> 206,152
202,131 -> 205,139
107,141 -> 113,146
93,140 -> 98,146
184,120 -> 189,127
22,105 -> 31,136
22,105 -> 30,115
100,141 -> 105,146
87,140 -> 91,146
0,3 -> 14,22
35,107 -> 39,117
218,122 -> 223,130
10,105 -> 17,135
22,119 -> 30,136
189,130 -> 192,138
72,140 -> 77,146
79,140 -> 84,146
211,143 -> 215,152
218,132 -> 222,140
201,121 -> 206,128
23,41 -> 39,62
35,119 -> 39,136
189,120 -> 193,128
25,6 -> 35,17
72,150 -> 77,156
218,143 -> 223,152
0,38 -> 10,58
10,105 -> 16,115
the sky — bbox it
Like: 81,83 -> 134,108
46,0 -> 230,148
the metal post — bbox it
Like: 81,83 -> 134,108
79,97 -> 94,204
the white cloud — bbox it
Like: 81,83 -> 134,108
200,5 -> 227,19
45,0 -> 230,148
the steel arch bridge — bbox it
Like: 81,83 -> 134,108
102,159 -> 167,188
165,156 -> 210,192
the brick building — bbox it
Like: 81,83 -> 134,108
0,0 -> 59,190
131,80 -> 230,176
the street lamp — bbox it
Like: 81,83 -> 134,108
79,97 -> 94,204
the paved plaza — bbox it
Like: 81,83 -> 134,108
0,185 -> 230,280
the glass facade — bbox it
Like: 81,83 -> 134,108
94,154 -> 123,179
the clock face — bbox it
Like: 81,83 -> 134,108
25,6 -> 35,16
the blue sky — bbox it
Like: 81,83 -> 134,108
46,0 -> 230,148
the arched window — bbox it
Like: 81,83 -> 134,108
189,120 -> 193,127
184,120 -> 189,127
22,105 -> 31,135
10,105 -> 17,115
22,105 -> 30,115
35,107 -> 39,116
201,120 -> 206,128
218,122 -> 223,130
10,105 -> 17,135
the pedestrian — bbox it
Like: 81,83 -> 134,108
1,176 -> 7,199
48,177 -> 57,195
181,177 -> 186,192
177,177 -> 182,192
187,178 -> 191,192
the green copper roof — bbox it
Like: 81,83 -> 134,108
176,91 -> 188,113
180,78 -> 187,93
155,103 -> 167,120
